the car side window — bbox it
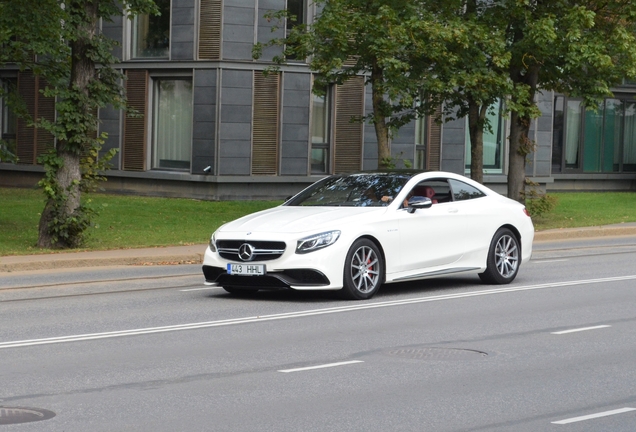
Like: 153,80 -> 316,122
402,179 -> 451,207
448,179 -> 486,201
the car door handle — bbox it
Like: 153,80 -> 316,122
448,208 -> 458,214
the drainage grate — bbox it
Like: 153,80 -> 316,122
385,347 -> 488,360
0,407 -> 56,425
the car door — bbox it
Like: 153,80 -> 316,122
395,178 -> 488,273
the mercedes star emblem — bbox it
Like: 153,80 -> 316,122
238,243 -> 255,261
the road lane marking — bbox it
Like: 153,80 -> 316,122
2,274 -> 636,349
551,325 -> 611,335
278,360 -> 363,373
552,407 -> 636,425
532,259 -> 569,264
180,287 -> 222,292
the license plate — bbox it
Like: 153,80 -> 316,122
227,263 -> 266,276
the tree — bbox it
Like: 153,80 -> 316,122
496,0 -> 636,202
0,0 -> 158,248
254,0 -> 471,170
423,0 -> 512,184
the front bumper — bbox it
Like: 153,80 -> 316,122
202,265 -> 330,290
202,242 -> 347,290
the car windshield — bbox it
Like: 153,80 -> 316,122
285,174 -> 411,207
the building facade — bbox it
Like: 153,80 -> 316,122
1,0 -> 635,199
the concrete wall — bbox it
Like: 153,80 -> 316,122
280,72 -> 310,175
223,0 -> 256,61
363,84 -> 378,170
218,69 -> 252,175
440,114 -> 466,175
192,69 -> 217,175
527,90 -> 553,178
172,0 -> 195,60
257,0 -> 285,62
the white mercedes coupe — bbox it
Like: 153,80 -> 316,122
202,171 -> 534,300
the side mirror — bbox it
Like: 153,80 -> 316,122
407,196 -> 433,213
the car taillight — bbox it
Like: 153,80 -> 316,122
523,208 -> 531,217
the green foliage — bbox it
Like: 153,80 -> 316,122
0,0 -> 158,248
526,194 -> 558,218
380,152 -> 412,170
254,0 -> 491,168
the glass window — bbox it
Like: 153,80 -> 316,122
448,178 -> 486,201
0,78 -> 17,162
624,102 -> 636,172
554,96 -> 636,173
602,99 -> 622,173
285,0 -> 305,61
131,0 -> 170,59
465,100 -> 504,174
583,102 -> 604,172
564,100 -> 582,169
552,96 -> 564,173
152,79 -> 193,170
285,173 -> 409,207
311,89 -> 330,174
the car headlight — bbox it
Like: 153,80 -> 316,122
296,230 -> 341,254
209,233 -> 217,252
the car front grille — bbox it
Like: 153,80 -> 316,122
216,240 -> 286,262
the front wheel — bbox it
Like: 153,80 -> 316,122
340,239 -> 384,300
479,228 -> 520,284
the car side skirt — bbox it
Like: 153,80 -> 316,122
389,267 -> 482,283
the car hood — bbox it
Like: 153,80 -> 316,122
218,206 -> 385,235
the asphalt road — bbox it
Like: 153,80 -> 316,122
1,237 -> 636,431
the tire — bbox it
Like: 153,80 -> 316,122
479,228 -> 520,284
340,239 -> 384,300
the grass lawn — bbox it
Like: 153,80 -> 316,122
2,187 -> 636,256
531,192 -> 636,230
0,187 -> 281,256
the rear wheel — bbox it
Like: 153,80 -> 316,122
479,228 -> 520,284
340,239 -> 383,300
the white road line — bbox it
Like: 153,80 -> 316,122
552,407 -> 636,425
2,274 -> 636,349
551,325 -> 611,335
278,360 -> 363,373
180,287 -> 222,292
532,259 -> 569,264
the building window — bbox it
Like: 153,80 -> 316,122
465,99 -> 504,174
285,0 -> 306,61
552,96 -> 636,173
0,78 -> 17,162
311,89 -> 330,174
414,115 -> 427,170
131,0 -> 170,59
151,78 -> 193,170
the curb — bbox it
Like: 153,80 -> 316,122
0,245 -> 207,273
533,225 -> 636,242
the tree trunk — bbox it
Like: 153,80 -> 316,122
467,100 -> 487,184
37,0 -> 98,248
507,66 -> 539,203
507,110 -> 529,203
371,60 -> 391,169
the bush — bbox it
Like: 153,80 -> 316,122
526,194 -> 558,218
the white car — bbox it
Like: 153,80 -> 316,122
202,171 -> 534,300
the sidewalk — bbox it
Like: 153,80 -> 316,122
2,223 -> 636,273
